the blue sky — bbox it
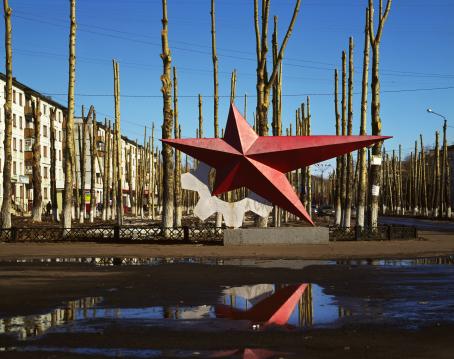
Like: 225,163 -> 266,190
2,0 -> 453,174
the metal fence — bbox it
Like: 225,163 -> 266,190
0,224 -> 417,243
1,225 -> 224,244
329,225 -> 418,241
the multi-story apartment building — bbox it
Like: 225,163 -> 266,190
0,73 -> 148,216
74,118 -> 144,214
0,73 -> 66,212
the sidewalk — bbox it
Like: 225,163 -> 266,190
0,231 -> 452,260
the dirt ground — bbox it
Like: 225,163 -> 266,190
0,230 -> 453,358
0,230 -> 452,261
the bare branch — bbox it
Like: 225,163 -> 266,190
267,0 -> 301,90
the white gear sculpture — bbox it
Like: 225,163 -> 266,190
182,163 -> 273,229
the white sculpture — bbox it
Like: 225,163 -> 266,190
181,163 -> 273,229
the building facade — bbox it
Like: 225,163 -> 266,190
0,73 -> 148,216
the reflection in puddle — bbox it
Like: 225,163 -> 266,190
0,297 -> 102,340
0,283 -> 344,341
15,346 -> 291,358
2,255 -> 453,267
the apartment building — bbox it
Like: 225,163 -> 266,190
74,118 -> 145,213
0,73 -> 148,216
0,73 -> 66,212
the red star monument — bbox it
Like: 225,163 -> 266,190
162,103 -> 391,225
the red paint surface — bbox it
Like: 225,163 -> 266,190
162,103 -> 390,225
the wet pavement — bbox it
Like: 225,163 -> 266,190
1,257 -> 454,358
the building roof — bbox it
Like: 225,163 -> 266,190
0,72 -> 67,111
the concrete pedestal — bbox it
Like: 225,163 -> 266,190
224,227 -> 329,246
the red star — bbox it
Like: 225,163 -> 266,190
162,103 -> 390,225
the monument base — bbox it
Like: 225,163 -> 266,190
224,227 -> 329,246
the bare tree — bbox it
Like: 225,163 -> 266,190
63,0 -> 77,230
367,0 -> 392,228
102,119 -> 109,221
173,67 -> 182,226
344,38 -> 354,228
89,110 -> 97,222
210,0 -> 219,139
78,107 -> 87,223
357,8 -> 370,229
113,60 -> 123,224
31,99 -> 43,222
49,108 -> 59,222
253,0 -> 301,135
334,69 -> 342,226
1,0 -> 13,228
160,0 -> 174,229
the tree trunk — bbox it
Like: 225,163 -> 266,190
1,0 -> 13,228
161,0 -> 174,230
357,8 -> 370,229
63,0 -> 77,230
49,108 -> 59,222
89,109 -> 97,222
442,120 -> 449,217
340,51 -> 347,227
78,108 -> 88,223
334,69 -> 342,226
433,131 -> 441,218
306,96 -> 312,218
113,60 -> 123,225
253,0 -> 301,227
367,0 -> 392,228
149,123 -> 155,220
344,38 -> 354,228
31,99 -> 43,222
173,67 -> 182,227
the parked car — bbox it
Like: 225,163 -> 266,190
311,205 -> 319,216
319,206 -> 335,217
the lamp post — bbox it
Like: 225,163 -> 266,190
426,108 -> 451,218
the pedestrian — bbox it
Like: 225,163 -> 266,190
46,201 -> 52,217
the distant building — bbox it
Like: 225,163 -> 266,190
0,73 -> 151,216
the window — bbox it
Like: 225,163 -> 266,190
43,125 -> 48,137
19,116 -> 23,129
19,139 -> 23,152
59,150 -> 62,161
19,162 -> 22,175
13,138 -> 16,151
59,131 -> 62,142
43,146 -> 48,158
43,104 -> 47,115
19,93 -> 23,106
13,114 -> 16,127
44,187 -> 48,200
13,90 -> 16,104
13,161 -> 16,175
58,111 -> 61,122
43,166 -> 48,179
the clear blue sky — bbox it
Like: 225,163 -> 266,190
2,0 -> 453,174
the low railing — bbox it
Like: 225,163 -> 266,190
0,224 -> 417,243
2,224 -> 224,244
329,225 -> 418,241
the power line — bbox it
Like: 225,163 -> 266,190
40,85 -> 454,99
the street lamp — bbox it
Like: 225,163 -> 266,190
427,108 -> 447,121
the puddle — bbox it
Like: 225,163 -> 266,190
12,346 -> 294,358
0,283 -> 342,341
2,255 -> 453,268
